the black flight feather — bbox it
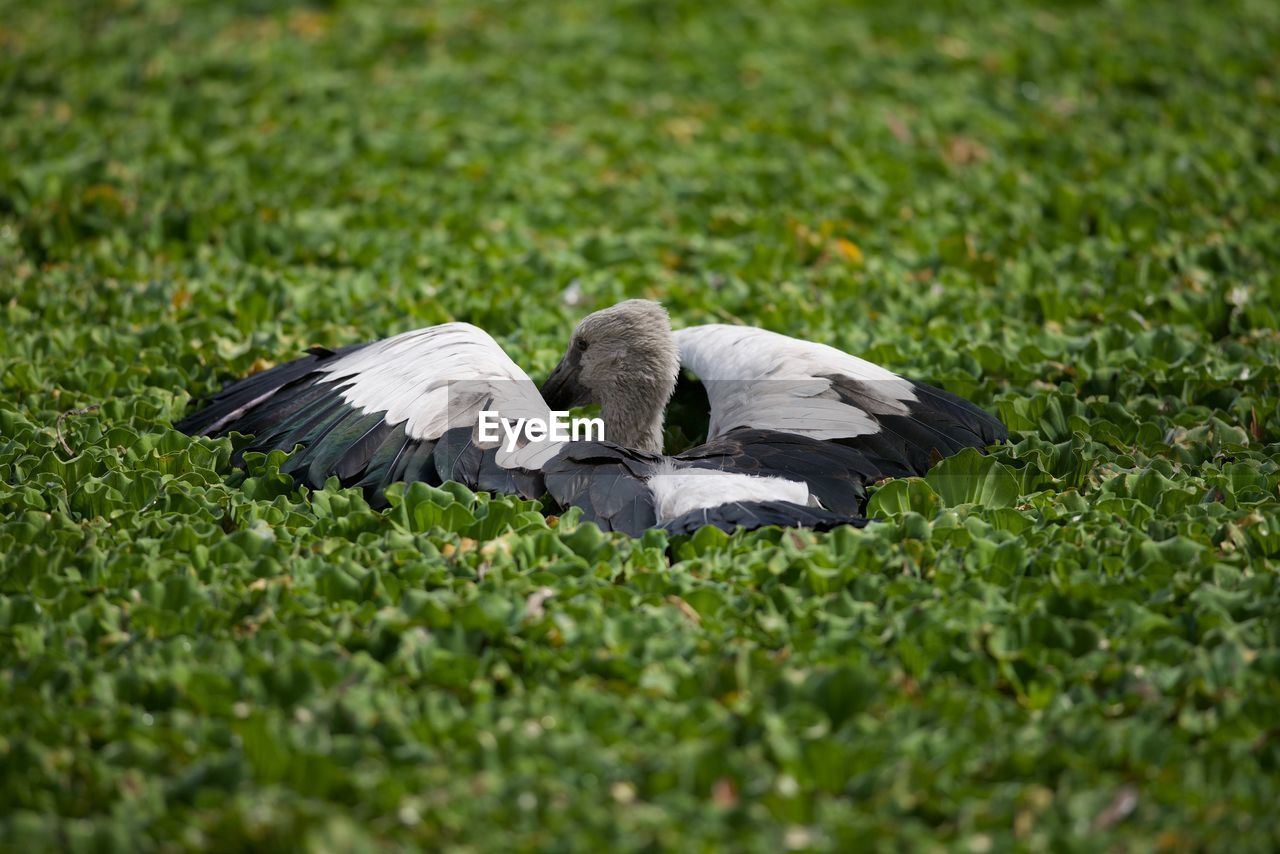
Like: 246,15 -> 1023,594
662,500 -> 868,536
175,344 -> 362,436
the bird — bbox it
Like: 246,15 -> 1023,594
175,300 -> 1006,536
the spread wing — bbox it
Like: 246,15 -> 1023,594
673,324 -> 1007,478
176,323 -> 561,503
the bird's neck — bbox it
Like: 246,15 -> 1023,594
600,379 -> 671,453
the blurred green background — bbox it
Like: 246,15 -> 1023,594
2,0 -> 1278,850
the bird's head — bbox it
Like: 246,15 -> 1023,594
540,299 -> 679,413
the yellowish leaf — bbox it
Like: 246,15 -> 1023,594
833,238 -> 863,265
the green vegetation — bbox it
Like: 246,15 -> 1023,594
3,0 -> 1279,849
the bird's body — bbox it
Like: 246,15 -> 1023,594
176,301 -> 1006,536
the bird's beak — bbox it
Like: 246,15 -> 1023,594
540,351 -> 590,409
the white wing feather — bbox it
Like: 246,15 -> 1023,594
646,462 -> 810,523
673,324 -> 918,440
313,322 -> 560,469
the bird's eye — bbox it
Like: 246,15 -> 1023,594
576,338 -> 589,352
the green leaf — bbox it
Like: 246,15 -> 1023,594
866,478 -> 941,518
925,448 -> 1021,509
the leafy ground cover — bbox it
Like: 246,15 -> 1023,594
3,0 -> 1280,849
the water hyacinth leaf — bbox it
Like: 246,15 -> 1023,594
866,478 -> 941,519
388,481 -> 479,533
924,449 -> 1021,509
